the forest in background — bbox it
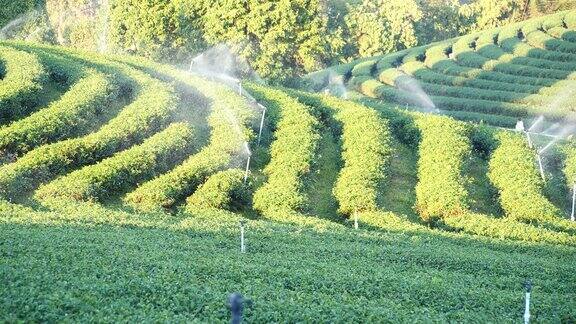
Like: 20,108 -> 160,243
1,0 -> 575,84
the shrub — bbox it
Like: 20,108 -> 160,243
35,123 -> 195,202
292,92 -> 392,216
0,45 -> 47,123
407,60 -> 541,93
525,30 -> 576,54
0,43 -> 179,199
488,132 -> 560,222
247,84 -> 320,215
442,212 -> 576,246
0,63 -> 121,154
185,169 -> 251,211
547,26 -> 576,43
123,77 -> 255,212
351,59 -> 376,76
415,115 -> 471,221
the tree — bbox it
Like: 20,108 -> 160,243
202,0 -> 335,84
344,0 -> 422,58
415,0 -> 462,44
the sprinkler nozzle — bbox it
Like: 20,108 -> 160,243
524,279 -> 532,293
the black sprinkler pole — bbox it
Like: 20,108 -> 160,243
229,293 -> 244,324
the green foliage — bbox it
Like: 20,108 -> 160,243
247,84 -> 320,215
0,45 -> 48,123
344,0 -> 421,57
0,42 -> 179,199
185,169 -> 251,211
292,92 -> 392,216
488,132 -> 560,222
35,123 -> 195,202
109,0 -> 205,61
122,71 -> 255,212
0,0 -> 41,27
2,201 -> 576,322
0,49 -> 122,154
415,115 -> 471,221
443,212 -> 576,246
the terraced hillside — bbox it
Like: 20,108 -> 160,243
1,37 -> 576,321
307,10 -> 576,128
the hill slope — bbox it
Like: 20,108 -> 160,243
306,10 -> 576,128
0,34 -> 575,321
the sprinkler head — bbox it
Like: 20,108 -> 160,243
524,279 -> 532,293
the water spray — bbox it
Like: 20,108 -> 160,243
239,221 -> 246,253
238,81 -> 243,95
523,280 -> 532,324
243,142 -> 251,184
257,104 -> 267,146
571,183 -> 576,222
354,209 -> 359,230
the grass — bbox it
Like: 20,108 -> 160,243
303,125 -> 342,222
378,140 -> 419,219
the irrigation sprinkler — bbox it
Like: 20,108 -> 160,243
524,280 -> 532,324
571,183 -> 576,221
243,142 -> 251,185
525,131 -> 533,148
257,104 -> 266,145
536,153 -> 545,181
229,293 -> 244,324
239,221 -> 246,253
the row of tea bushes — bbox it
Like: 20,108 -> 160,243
35,123 -> 195,202
488,132 -> 560,222
0,48 -> 123,154
0,45 -> 48,123
0,44 -> 180,199
414,115 -> 471,222
248,84 -> 320,215
291,91 -> 393,216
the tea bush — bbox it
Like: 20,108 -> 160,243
415,115 -> 471,221
185,169 -> 250,211
0,50 -> 122,154
35,123 -> 195,202
248,84 -> 320,215
0,44 -> 179,199
488,132 -> 560,222
0,45 -> 47,123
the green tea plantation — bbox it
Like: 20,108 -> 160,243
1,10 -> 576,322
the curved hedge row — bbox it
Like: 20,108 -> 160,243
353,77 -> 550,119
526,30 -> 576,55
0,45 -> 47,124
0,67 -> 120,154
292,92 -> 392,216
185,169 -> 250,211
415,115 -> 471,222
409,59 -> 541,94
442,212 -> 576,246
476,42 -> 576,72
488,132 -> 560,222
0,45 -> 179,199
122,63 -> 256,212
35,123 -> 195,202
124,111 -> 243,211
248,84 -> 320,215
547,27 -> 576,43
